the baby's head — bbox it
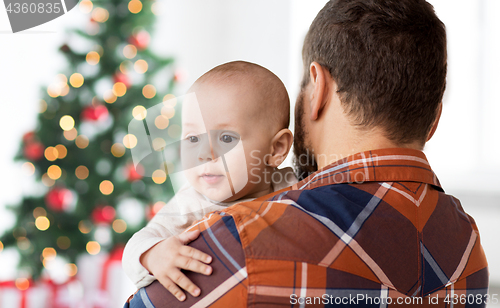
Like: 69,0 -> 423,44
181,61 -> 292,202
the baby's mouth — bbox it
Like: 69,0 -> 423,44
200,173 -> 224,184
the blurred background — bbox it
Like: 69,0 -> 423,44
0,0 -> 498,306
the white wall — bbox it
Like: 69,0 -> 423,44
152,0 -> 291,94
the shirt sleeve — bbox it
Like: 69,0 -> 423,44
122,188 -> 225,289
131,211 -> 248,307
121,198 -> 182,289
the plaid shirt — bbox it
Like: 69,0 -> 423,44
125,148 -> 489,307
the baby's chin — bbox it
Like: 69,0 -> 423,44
203,192 -> 235,203
195,185 -> 234,203
201,186 -> 256,203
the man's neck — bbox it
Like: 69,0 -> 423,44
314,129 -> 423,169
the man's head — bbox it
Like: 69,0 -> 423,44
182,61 -> 293,202
294,0 -> 447,179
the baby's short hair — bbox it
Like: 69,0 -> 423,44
194,61 -> 290,131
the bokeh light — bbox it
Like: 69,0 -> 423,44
60,115 -> 75,131
15,278 -> 30,291
123,44 -> 137,59
79,0 -> 93,13
70,73 -> 84,88
66,263 -> 78,276
33,207 -> 47,219
57,236 -> 71,250
153,201 -> 166,214
22,162 -> 35,176
92,7 -> 109,23
17,237 -> 31,250
152,169 -> 167,184
13,227 -> 27,239
123,134 -> 137,149
78,220 -> 92,234
112,219 -> 127,233
55,144 -> 67,159
151,1 -> 162,15
41,173 -> 55,187
103,90 -> 117,104
47,165 -> 62,180
75,166 -> 89,180
42,247 -> 57,261
132,105 -> 147,120
128,0 -> 142,14
99,180 -> 114,195
155,115 -> 169,130
47,84 -> 61,98
35,216 -> 50,231
86,51 -> 100,65
112,82 -> 127,97
111,143 -> 126,157
120,61 -> 131,74
163,94 -> 177,106
86,241 -> 101,255
152,137 -> 166,151
60,84 -> 70,96
161,105 -> 175,119
142,84 -> 156,99
134,59 -> 148,74
40,100 -> 47,113
75,135 -> 90,149
44,147 -> 59,161
64,128 -> 78,141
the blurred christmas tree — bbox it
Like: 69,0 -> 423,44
0,0 -> 179,280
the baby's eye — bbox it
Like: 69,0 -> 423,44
220,135 -> 236,143
188,136 -> 199,143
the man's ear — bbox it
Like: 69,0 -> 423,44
309,62 -> 330,121
267,128 -> 294,167
427,103 -> 442,141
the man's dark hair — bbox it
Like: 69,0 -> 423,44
302,0 -> 447,145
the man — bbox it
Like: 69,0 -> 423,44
125,0 -> 488,306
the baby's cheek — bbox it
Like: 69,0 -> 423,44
221,154 -> 246,192
183,168 -> 199,187
245,151 -> 267,177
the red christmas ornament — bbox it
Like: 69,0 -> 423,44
81,105 -> 109,122
45,187 -> 73,212
23,141 -> 44,161
126,163 -> 144,182
23,131 -> 36,143
113,73 -> 131,88
109,245 -> 125,261
128,31 -> 150,50
91,205 -> 116,225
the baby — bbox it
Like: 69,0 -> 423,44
122,61 -> 297,301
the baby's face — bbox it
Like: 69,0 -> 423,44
180,82 -> 274,202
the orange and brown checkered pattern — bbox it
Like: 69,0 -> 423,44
125,148 -> 488,307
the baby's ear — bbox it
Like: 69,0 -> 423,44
268,129 -> 293,168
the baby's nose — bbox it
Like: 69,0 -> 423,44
197,137 -> 215,162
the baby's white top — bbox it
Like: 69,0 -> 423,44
122,167 -> 298,288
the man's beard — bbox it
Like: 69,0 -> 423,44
293,89 -> 318,181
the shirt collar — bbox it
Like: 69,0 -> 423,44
294,148 -> 443,192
